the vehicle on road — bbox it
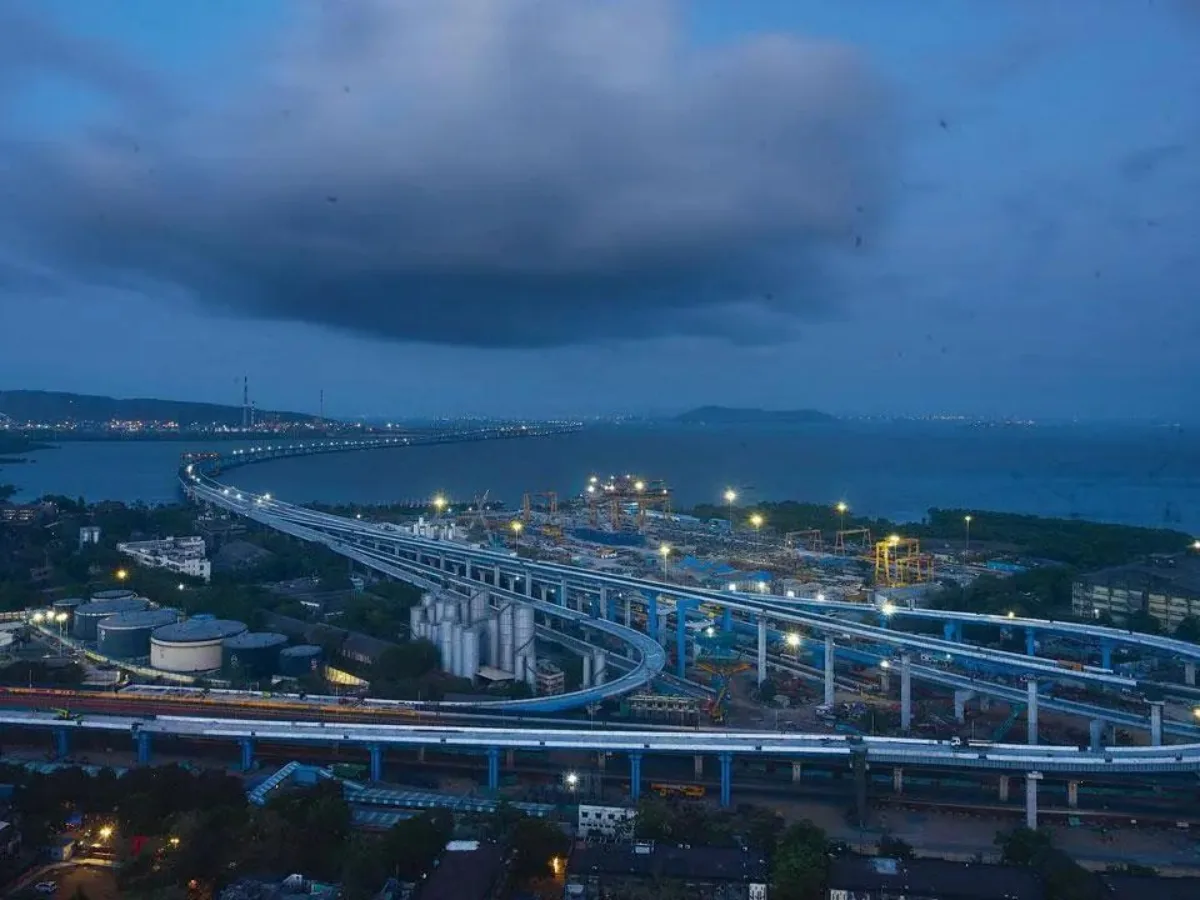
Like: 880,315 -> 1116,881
34,881 -> 57,894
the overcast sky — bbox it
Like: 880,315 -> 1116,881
1,0 -> 1197,421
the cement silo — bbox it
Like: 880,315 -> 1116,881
461,627 -> 480,681
485,616 -> 500,669
97,608 -> 180,659
150,619 -> 247,672
450,623 -> 464,677
514,605 -> 535,685
279,644 -> 323,678
469,591 -> 489,624
223,632 -> 288,678
73,597 -> 148,641
409,605 -> 425,638
499,604 -> 515,673
439,624 -> 454,674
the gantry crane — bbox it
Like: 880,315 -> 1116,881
584,474 -> 671,530
785,530 -> 824,552
522,490 -> 558,523
873,535 -> 934,586
834,528 -> 872,556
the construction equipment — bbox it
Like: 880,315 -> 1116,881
522,491 -> 558,523
785,529 -> 824,552
651,782 -> 705,799
834,528 -> 872,556
694,629 -> 748,724
874,535 -> 934,586
584,474 -> 671,530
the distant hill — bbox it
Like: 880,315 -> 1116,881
675,406 -> 837,425
0,390 -> 322,427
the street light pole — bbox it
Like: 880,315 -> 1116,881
724,489 -> 737,536
964,515 -> 973,555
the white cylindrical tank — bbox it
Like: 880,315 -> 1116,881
514,604 -> 535,664
421,592 -> 434,608
450,623 -> 464,677
499,605 -> 515,673
444,602 -> 458,625
461,627 -> 480,681
470,591 -> 489,624
428,623 -> 440,645
593,649 -> 607,685
485,615 -> 500,668
409,605 -> 425,635
581,653 -> 592,688
439,625 -> 454,673
458,599 -> 470,624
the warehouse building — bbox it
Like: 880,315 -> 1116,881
97,609 -> 180,659
1072,552 -> 1200,630
150,619 -> 247,672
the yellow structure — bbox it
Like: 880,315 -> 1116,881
522,491 -> 559,523
584,474 -> 671,529
874,535 -> 934,586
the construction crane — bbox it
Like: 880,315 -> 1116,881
522,491 -> 558,523
694,628 -> 748,724
834,528 -> 873,556
584,474 -> 671,530
785,530 -> 824,552
874,535 -> 933,586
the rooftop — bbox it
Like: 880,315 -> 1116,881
223,631 -> 288,650
75,597 -> 148,616
97,609 -> 180,631
568,843 -> 768,884
152,618 -> 247,643
1077,552 -> 1200,597
419,839 -> 503,900
827,857 -> 1045,900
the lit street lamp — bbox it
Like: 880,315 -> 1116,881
964,515 -> 973,555
749,512 -> 764,547
115,569 -> 128,582
659,543 -> 671,577
836,500 -> 848,534
724,488 -> 737,534
432,495 -> 447,517
510,519 -> 523,551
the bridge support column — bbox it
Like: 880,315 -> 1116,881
719,752 -> 733,808
599,586 -> 608,620
582,653 -> 592,688
1067,780 -> 1079,809
1187,661 -> 1197,687
417,746 -> 426,763
1100,640 -> 1112,671
694,755 -> 704,779
53,728 -> 69,760
953,690 -> 975,724
1026,680 -> 1039,745
943,621 -> 961,642
1025,772 -> 1042,830
1025,629 -> 1036,656
597,751 -> 606,773
629,752 -> 643,802
136,730 -> 151,766
492,563 -> 500,587
824,636 -> 836,707
560,578 -> 569,607
676,601 -> 691,678
892,767 -> 904,794
506,748 -> 515,768
486,747 -> 500,793
880,669 -> 890,693
647,593 -> 659,643
722,606 -> 733,634
792,762 -> 803,783
998,775 -> 1010,803
900,654 -> 912,733
239,737 -> 254,772
1089,719 -> 1105,752
1150,701 -> 1163,747
757,616 -> 768,686
594,649 -> 608,686
369,744 -> 383,783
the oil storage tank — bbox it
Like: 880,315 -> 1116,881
151,619 -> 247,672
72,597 -> 148,641
97,608 -> 180,659
91,589 -> 137,603
52,598 -> 84,627
279,644 -> 323,678
223,632 -> 288,678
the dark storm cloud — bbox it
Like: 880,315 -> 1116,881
0,0 -> 894,349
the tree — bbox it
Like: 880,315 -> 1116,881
1174,616 -> 1200,643
375,641 -> 440,681
996,828 -> 1099,900
772,820 -> 829,900
508,817 -> 570,879
877,833 -> 915,860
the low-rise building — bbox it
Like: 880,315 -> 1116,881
117,535 -> 212,582
535,660 -> 565,696
567,841 -> 768,899
826,857 -> 1044,900
576,804 -> 636,840
418,840 -> 503,900
1072,552 -> 1200,630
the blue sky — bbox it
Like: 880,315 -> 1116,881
1,1 -> 1197,421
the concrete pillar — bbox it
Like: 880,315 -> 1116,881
629,752 -> 643,802
624,595 -> 632,628
1187,661 -> 1197,687
525,575 -> 533,598
1025,629 -> 1036,656
1026,680 -> 1039,745
417,746 -> 426,763
560,578 -> 569,606
953,689 -> 975,724
239,737 -> 254,772
880,669 -> 891,693
900,654 -> 912,733
506,748 -> 515,767
1089,719 -> 1104,752
486,747 -> 500,792
999,774 -> 1010,803
647,593 -> 659,642
694,755 -> 704,778
943,621 -> 961,642
722,606 -> 733,633
676,602 -> 690,678
53,728 -> 69,760
719,753 -> 733,808
1150,701 -> 1163,747
824,636 -> 836,706
791,762 -> 803,784
492,563 -> 500,587
582,653 -> 592,688
892,767 -> 904,794
1025,772 -> 1042,830
599,585 -> 608,621
597,751 -> 606,773
135,730 -> 151,766
1100,641 -> 1112,670
369,744 -> 383,783
757,616 -> 768,686
593,650 -> 607,686
1067,780 -> 1079,809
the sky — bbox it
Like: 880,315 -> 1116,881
1,0 -> 1198,422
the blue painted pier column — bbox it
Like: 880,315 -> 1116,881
646,593 -> 659,642
1025,629 -> 1036,656
629,752 -> 643,802
486,747 -> 500,793
53,728 -> 69,759
719,753 -> 733,808
1100,640 -> 1112,670
943,621 -> 961,642
722,606 -> 733,634
239,737 -> 254,772
369,744 -> 383,783
136,730 -> 152,765
674,600 -> 694,678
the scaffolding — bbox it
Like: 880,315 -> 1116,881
873,536 -> 934,586
834,528 -> 872,556
784,529 -> 824,552
584,474 -> 671,530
